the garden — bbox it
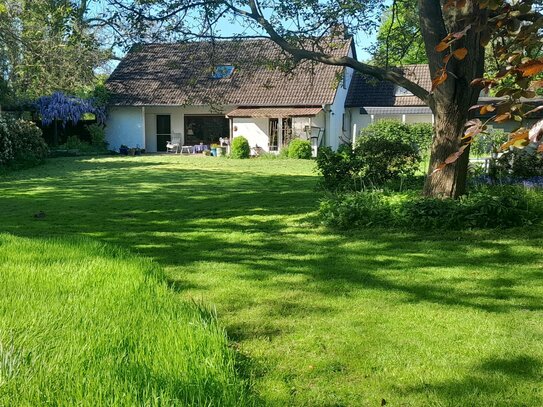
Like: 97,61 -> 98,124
0,147 -> 542,405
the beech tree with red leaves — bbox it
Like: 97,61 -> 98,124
105,0 -> 543,198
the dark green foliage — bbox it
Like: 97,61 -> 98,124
0,115 -> 48,169
316,146 -> 358,191
494,148 -> 543,179
355,120 -> 421,185
319,186 -> 540,230
231,136 -> 250,159
371,0 -> 427,66
470,130 -> 508,157
86,124 -> 108,149
408,123 -> 434,158
316,120 -> 423,192
287,139 -> 312,159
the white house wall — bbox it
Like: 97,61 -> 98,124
233,118 -> 269,151
106,107 -> 145,151
403,114 -> 433,124
348,108 -> 435,144
326,51 -> 355,150
292,117 -> 310,140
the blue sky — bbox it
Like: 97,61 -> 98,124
90,1 -> 380,69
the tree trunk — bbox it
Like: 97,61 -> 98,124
418,0 -> 487,198
423,103 -> 470,198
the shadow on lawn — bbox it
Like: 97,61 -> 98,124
1,156 -> 543,405
402,355 -> 542,405
1,156 -> 542,317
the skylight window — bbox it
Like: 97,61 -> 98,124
212,65 -> 235,79
395,86 -> 413,96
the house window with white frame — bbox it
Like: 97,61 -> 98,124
395,86 -> 413,96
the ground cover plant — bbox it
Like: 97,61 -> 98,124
0,156 -> 542,406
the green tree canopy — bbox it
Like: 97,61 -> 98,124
0,0 -> 110,105
371,0 -> 427,66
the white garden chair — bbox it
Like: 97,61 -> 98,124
166,133 -> 182,153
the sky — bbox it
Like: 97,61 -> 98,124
90,1 -> 380,71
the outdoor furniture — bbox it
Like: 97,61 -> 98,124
166,141 -> 179,153
251,145 -> 265,157
166,133 -> 182,153
180,145 -> 192,154
192,144 -> 209,154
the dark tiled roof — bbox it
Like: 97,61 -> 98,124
346,64 -> 430,107
107,39 -> 352,107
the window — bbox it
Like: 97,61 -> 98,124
211,65 -> 235,79
395,86 -> 413,96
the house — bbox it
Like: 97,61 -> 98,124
106,43 -> 542,153
105,38 -> 355,153
345,64 -> 543,142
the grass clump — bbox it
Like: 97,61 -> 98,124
0,234 -> 251,406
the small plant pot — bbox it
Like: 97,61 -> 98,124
216,147 -> 225,157
210,148 -> 217,156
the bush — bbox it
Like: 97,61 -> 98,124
316,122 -> 421,192
493,148 -> 543,179
470,129 -> 508,157
408,122 -> 434,157
319,186 -> 541,230
0,115 -> 48,169
231,136 -> 250,159
355,133 -> 421,185
62,135 -> 87,150
359,119 -> 433,156
87,124 -> 108,149
287,139 -> 312,159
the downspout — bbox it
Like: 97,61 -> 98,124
141,106 -> 146,150
322,104 -> 327,148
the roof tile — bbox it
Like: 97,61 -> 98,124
107,39 -> 352,107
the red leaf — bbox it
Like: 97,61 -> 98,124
431,71 -> 448,91
431,162 -> 447,175
479,105 -> 496,115
453,48 -> 468,60
518,59 -> 543,77
494,112 -> 512,122
435,41 -> 450,52
452,25 -> 471,39
444,144 -> 468,164
501,129 -> 530,150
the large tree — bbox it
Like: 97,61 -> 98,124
371,0 -> 427,66
105,0 -> 543,198
0,0 -> 110,104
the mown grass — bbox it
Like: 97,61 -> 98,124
0,234 -> 251,406
1,155 -> 543,406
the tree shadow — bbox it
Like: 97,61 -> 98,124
1,156 -> 543,405
402,355 -> 543,406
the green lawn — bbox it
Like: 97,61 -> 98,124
1,155 -> 543,406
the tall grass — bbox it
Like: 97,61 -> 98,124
0,234 -> 251,406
